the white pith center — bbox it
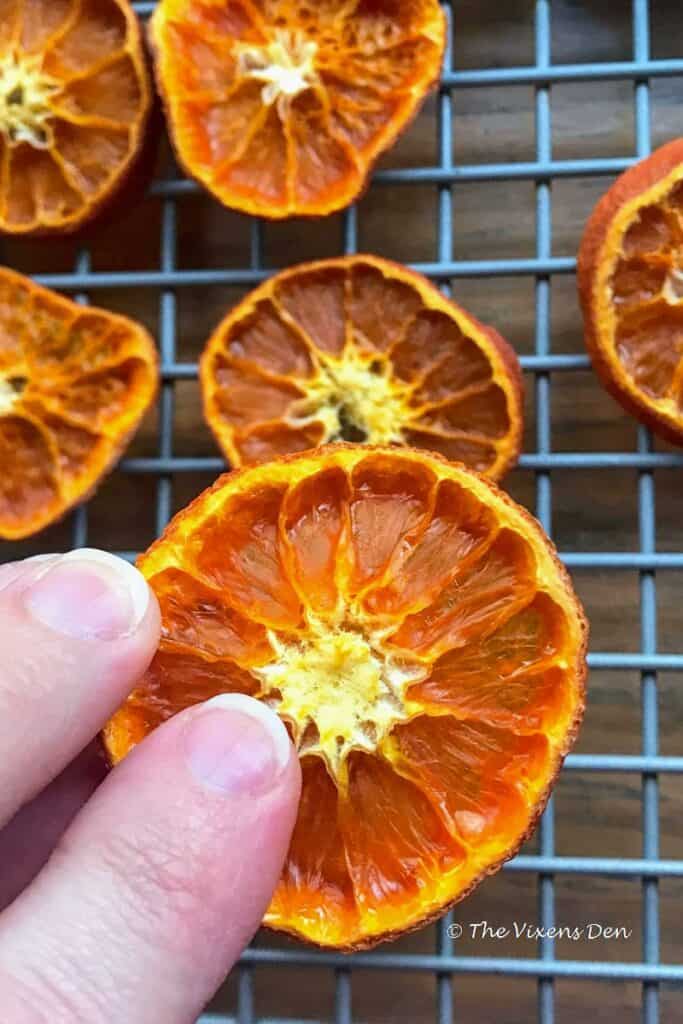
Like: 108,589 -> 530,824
253,619 -> 427,777
663,266 -> 683,304
0,52 -> 60,148
236,29 -> 319,118
289,347 -> 412,444
0,374 -> 26,414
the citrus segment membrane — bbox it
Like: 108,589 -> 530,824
362,478 -> 496,618
339,751 -> 465,929
150,0 -> 446,218
0,266 -> 157,539
389,529 -> 538,658
392,715 -> 551,851
191,482 -> 304,629
105,642 -> 260,763
272,755 -> 358,945
578,139 -> 683,443
411,593 -> 574,737
104,446 -> 587,950
281,465 -> 350,615
151,567 -> 273,665
201,256 -> 524,480
0,0 -> 152,235
348,453 -> 435,592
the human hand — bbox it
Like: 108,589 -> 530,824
0,550 -> 301,1023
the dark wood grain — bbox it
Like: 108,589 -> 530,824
1,0 -> 682,1020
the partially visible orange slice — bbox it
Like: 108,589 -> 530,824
200,255 -> 524,480
578,139 -> 683,443
0,0 -> 153,236
104,444 -> 587,950
149,0 -> 446,218
0,266 -> 157,539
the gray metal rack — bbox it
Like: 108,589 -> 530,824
2,1 -> 683,1021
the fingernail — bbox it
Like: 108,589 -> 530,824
184,693 -> 292,796
24,549 -> 150,640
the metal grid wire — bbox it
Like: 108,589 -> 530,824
2,0 -> 683,1021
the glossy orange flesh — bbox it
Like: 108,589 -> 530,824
201,255 -> 524,480
578,138 -> 683,444
150,0 -> 446,218
0,0 -> 152,235
104,445 -> 587,950
0,266 -> 157,539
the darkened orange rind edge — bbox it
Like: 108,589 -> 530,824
0,265 -> 159,540
148,4 -> 447,220
577,137 -> 683,445
0,0 -> 156,239
101,443 -> 587,952
199,254 -> 524,480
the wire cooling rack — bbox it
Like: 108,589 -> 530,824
2,0 -> 683,1021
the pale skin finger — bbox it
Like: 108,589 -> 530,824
0,549 -> 160,828
0,744 -> 106,912
0,694 -> 301,1024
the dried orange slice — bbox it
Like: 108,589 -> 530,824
149,0 -> 446,218
0,266 -> 157,539
200,255 -> 524,480
104,444 -> 587,950
0,0 -> 153,236
578,139 -> 683,444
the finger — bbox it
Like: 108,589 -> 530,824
0,695 -> 301,1024
0,554 -> 58,592
0,549 -> 160,827
0,744 -> 106,912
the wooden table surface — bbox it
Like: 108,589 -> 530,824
1,1 -> 682,1021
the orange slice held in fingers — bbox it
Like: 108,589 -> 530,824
104,445 -> 587,950
200,255 -> 524,479
149,0 -> 447,218
0,0 -> 153,235
0,267 -> 157,540
578,138 -> 683,444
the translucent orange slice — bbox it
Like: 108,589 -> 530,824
0,266 -> 157,539
200,255 -> 524,480
149,0 -> 446,218
104,445 -> 587,950
0,0 -> 153,236
578,139 -> 683,444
